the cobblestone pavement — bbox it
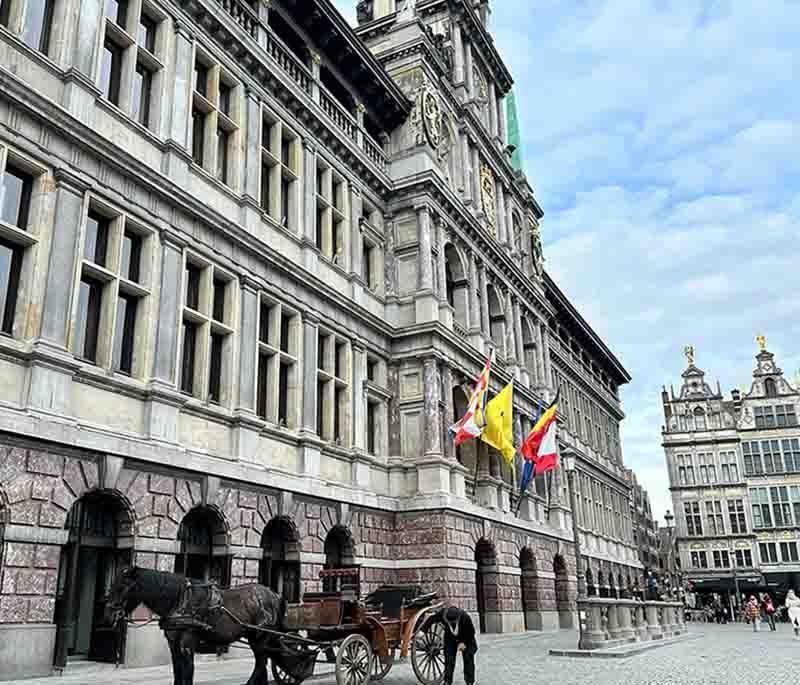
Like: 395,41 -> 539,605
4,623 -> 797,684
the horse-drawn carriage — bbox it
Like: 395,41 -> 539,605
272,567 -> 447,685
106,565 -> 447,685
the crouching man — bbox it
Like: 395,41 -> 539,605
423,606 -> 478,685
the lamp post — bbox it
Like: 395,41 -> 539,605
664,510 -> 675,600
562,451 -> 585,646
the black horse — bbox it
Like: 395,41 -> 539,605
104,567 -> 289,685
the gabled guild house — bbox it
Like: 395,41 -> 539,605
0,0 -> 639,677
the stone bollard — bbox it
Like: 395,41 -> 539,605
646,603 -> 662,639
658,604 -> 672,637
635,603 -> 649,641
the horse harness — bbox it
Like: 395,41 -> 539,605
160,580 -> 225,633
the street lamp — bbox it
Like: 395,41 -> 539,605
562,452 -> 586,646
664,510 -> 675,600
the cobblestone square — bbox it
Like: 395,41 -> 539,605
2,624 -> 795,685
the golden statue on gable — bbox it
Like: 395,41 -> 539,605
757,335 -> 767,352
684,345 -> 695,365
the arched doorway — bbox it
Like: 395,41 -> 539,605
53,491 -> 134,667
444,244 -> 469,329
475,538 -> 497,634
323,525 -> 356,593
175,506 -> 230,586
554,555 -> 573,629
260,517 -> 301,603
519,548 -> 540,631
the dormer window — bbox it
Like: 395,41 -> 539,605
693,407 -> 707,431
765,378 -> 778,398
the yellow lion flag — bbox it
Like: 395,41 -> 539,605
480,382 -> 516,465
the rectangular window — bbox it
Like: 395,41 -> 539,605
684,502 -> 702,536
180,322 -> 197,394
705,500 -> 724,536
185,263 -> 201,311
218,83 -> 232,116
363,240 -> 374,288
212,278 -> 226,323
120,230 -> 142,283
751,488 -> 773,528
367,401 -> 377,455
279,314 -> 290,353
783,439 -> 800,473
691,551 -> 708,569
278,362 -> 289,425
84,211 -> 110,266
132,62 -> 153,128
216,127 -> 229,184
112,293 -> 137,374
0,238 -> 24,335
106,0 -> 129,29
316,378 -> 326,438
257,352 -> 269,420
21,0 -> 55,54
260,162 -> 271,212
100,40 -> 123,105
760,542 -> 778,564
781,542 -> 799,563
191,110 -> 205,166
728,499 -> 747,534
194,60 -> 208,96
208,332 -> 223,403
367,358 -> 377,383
259,301 -> 270,344
735,549 -> 753,568
334,387 -> 343,442
770,486 -> 792,527
1,163 -> 33,229
137,12 -> 157,52
76,277 -> 103,362
0,1 -> 10,27
762,440 -> 783,473
712,550 -> 729,568
743,442 -> 763,475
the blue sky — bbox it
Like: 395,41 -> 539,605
336,1 -> 800,520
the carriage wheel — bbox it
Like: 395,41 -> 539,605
411,623 -> 445,685
369,648 -> 395,681
272,660 -> 302,685
335,634 -> 372,685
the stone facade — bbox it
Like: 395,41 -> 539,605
0,0 -> 631,677
627,469 -> 660,575
662,341 -> 800,604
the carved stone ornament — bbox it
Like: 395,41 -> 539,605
530,220 -> 543,272
480,163 -> 497,236
422,88 -> 441,148
473,64 -> 488,100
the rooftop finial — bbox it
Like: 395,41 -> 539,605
757,335 -> 767,352
684,345 -> 695,366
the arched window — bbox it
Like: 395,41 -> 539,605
765,378 -> 778,398
693,407 -> 707,431
487,285 -> 506,356
444,244 -> 469,329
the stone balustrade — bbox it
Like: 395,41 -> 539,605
578,598 -> 686,651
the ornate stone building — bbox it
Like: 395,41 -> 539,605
662,341 -> 800,608
626,469 -> 659,580
0,0 -> 636,677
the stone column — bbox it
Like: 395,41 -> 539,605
645,603 -> 661,638
504,293 -> 517,365
150,236 -> 184,388
422,358 -> 442,457
415,204 -> 437,322
495,184 -> 507,244
165,22 -> 194,151
352,344 -> 367,451
301,139 -> 318,267
513,299 -> 524,377
498,94 -> 508,147
471,147 -> 482,212
38,170 -> 88,350
468,252 -> 480,332
478,263 -> 490,337
437,230 -> 449,306
460,130 -> 472,203
69,0 -> 104,78
300,315 -> 319,434
442,365 -> 455,459
350,184 -> 364,283
541,322 -> 553,390
606,603 -> 621,640
310,51 -> 321,103
488,81 -> 498,137
236,280 -> 259,415
618,602 -> 635,641
242,89 -> 262,208
451,19 -> 465,86
634,603 -> 648,641
464,40 -> 474,98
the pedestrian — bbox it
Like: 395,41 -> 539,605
786,590 -> 800,640
746,595 -> 761,632
764,594 -> 777,631
423,606 -> 478,685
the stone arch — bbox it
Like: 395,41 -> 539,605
474,537 -> 498,634
486,283 -> 506,356
260,516 -> 301,602
553,554 -> 573,629
323,525 -> 357,592
519,547 -> 541,631
451,381 -> 478,471
585,566 -> 595,597
175,505 -> 231,585
444,243 -> 469,329
617,571 -> 625,599
55,489 -> 136,665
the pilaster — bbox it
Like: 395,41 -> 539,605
415,203 -> 437,322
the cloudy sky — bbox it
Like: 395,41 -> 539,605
336,1 -> 800,520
